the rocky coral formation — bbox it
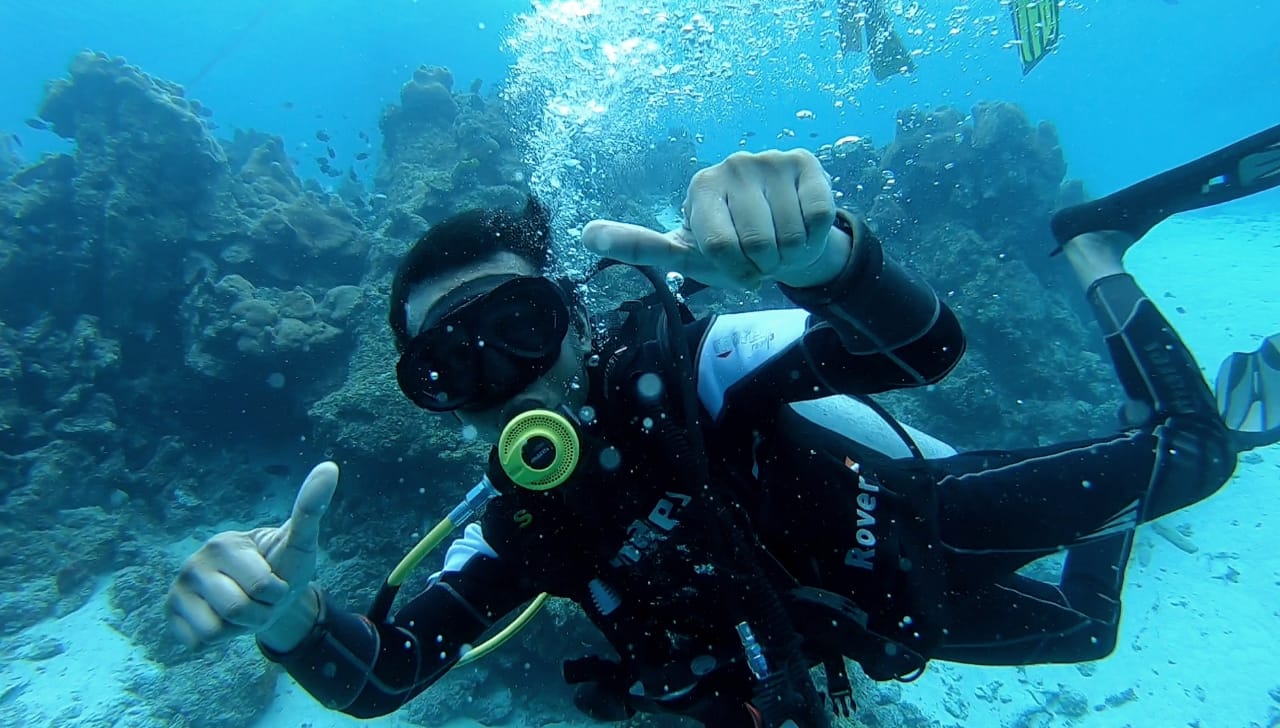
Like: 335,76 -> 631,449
180,274 -> 359,379
877,103 -> 1065,232
820,101 -> 1118,449
0,314 -> 122,456
0,52 -> 374,446
0,133 -> 20,178
212,130 -> 373,288
39,51 -> 227,206
374,64 -> 527,236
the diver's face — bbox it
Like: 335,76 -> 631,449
403,252 -> 590,441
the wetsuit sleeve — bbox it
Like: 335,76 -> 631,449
258,524 -> 537,718
694,210 -> 964,422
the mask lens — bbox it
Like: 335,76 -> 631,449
397,323 -> 480,411
396,277 -> 572,412
482,282 -> 569,356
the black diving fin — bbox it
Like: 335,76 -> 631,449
841,0 -> 915,80
1050,122 -> 1280,249
1010,0 -> 1062,75
1215,334 -> 1280,452
865,6 -> 915,80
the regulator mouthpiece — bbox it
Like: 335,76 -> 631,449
497,409 -> 580,490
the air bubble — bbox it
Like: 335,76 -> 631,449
636,372 -> 664,401
598,446 -> 622,471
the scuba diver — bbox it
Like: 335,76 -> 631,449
167,124 -> 1280,726
840,0 -> 1063,78
1008,0 -> 1061,75
837,0 -> 916,80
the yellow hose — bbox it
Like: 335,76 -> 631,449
385,515 -> 549,669
456,593 -> 550,667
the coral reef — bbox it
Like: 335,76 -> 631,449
180,274 -> 353,379
0,133 -> 20,178
375,64 -> 527,233
0,49 -> 1125,727
39,51 -> 227,208
821,101 -> 1119,448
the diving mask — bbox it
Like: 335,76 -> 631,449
396,275 -> 573,412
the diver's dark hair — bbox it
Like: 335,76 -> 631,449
389,196 -> 553,350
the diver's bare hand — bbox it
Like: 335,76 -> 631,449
582,149 -> 851,290
166,462 -> 339,650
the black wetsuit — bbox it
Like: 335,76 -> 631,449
261,213 -> 1238,727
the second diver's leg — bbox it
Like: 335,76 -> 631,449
932,556 -> 1125,666
925,234 -> 1237,665
932,233 -> 1236,571
935,126 -> 1280,665
1063,233 -> 1238,522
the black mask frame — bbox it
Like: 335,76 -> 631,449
396,276 -> 573,413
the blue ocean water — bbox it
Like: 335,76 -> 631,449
2,2 -> 1279,727
5,1 -> 1278,196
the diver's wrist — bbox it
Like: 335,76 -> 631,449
775,211 -> 858,290
778,224 -> 852,289
258,583 -> 321,654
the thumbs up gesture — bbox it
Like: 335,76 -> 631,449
167,462 -> 339,649
583,149 -> 852,291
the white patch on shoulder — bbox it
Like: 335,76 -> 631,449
698,309 -> 809,418
428,523 -> 498,584
790,397 -> 957,459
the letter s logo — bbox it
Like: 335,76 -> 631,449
514,510 -> 534,529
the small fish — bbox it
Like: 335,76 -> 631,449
327,146 -> 336,159
316,130 -> 330,142
262,463 -> 291,477
326,167 -> 343,178
808,132 -> 819,138
10,134 -> 20,147
743,130 -> 756,138
314,156 -> 329,165
349,169 -> 359,182
358,130 -> 369,141
282,100 -> 295,109
197,106 -> 214,118
355,151 -> 369,161
24,117 -> 49,130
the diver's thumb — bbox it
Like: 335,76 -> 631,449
582,219 -> 692,272
279,463 -> 340,552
